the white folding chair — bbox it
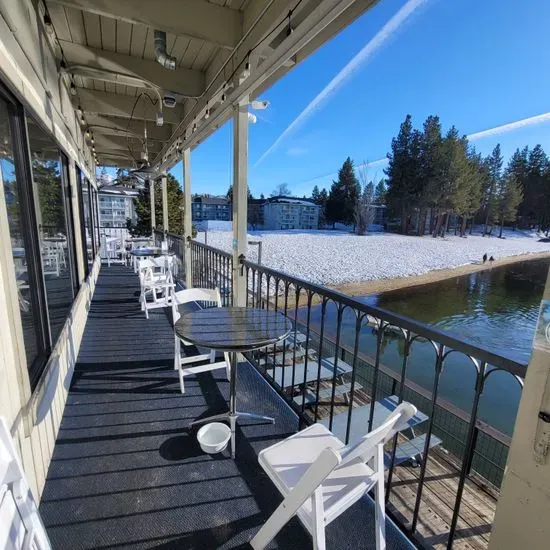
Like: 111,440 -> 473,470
139,258 -> 174,319
0,417 -> 52,550
172,288 -> 230,394
250,402 -> 417,550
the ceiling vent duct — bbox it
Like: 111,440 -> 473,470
154,30 -> 176,70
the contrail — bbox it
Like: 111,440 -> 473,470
467,112 -> 550,141
254,0 -> 428,167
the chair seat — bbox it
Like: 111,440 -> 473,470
258,423 -> 375,531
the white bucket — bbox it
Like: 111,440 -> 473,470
197,422 -> 231,454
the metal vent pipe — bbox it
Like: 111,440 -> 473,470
154,30 -> 176,70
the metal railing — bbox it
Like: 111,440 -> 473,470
160,234 -> 526,548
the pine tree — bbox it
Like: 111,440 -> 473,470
226,183 -> 253,201
496,172 -> 523,237
526,145 -> 549,229
482,144 -> 503,236
326,157 -> 360,227
131,174 -> 184,236
385,115 -> 423,234
374,179 -> 386,205
312,185 -> 321,203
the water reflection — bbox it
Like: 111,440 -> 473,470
297,259 -> 547,436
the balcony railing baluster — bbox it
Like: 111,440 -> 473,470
164,237 -> 528,549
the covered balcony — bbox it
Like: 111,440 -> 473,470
0,2 -> 547,550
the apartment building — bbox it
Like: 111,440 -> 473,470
191,195 -> 232,222
263,196 -> 320,230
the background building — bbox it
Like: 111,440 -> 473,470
98,187 -> 138,227
263,197 -> 320,230
192,195 -> 232,222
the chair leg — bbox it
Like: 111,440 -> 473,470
174,337 -> 180,370
374,443 -> 386,550
311,488 -> 326,550
178,364 -> 185,394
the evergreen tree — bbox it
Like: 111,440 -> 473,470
482,144 -> 503,235
373,179 -> 386,205
131,174 -> 184,236
311,185 -> 321,203
33,160 -> 64,233
526,145 -> 549,229
495,171 -> 523,237
385,115 -> 423,233
226,183 -> 253,201
326,157 -> 360,227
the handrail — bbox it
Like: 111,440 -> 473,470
240,256 -> 526,377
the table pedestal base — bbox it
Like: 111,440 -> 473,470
189,351 -> 274,458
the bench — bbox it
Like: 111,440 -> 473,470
384,433 -> 443,468
293,382 -> 363,407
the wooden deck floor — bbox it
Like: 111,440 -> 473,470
295,381 -> 497,549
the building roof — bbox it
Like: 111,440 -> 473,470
193,195 -> 230,205
267,196 -> 319,207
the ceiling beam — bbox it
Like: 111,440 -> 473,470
60,41 -> 205,98
48,0 -> 242,49
79,88 -> 183,124
94,133 -> 162,151
86,115 -> 172,141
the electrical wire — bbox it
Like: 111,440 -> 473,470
162,0 -> 305,159
125,92 -> 159,163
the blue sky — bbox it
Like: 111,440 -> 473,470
168,0 -> 550,197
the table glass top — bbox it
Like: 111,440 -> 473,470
175,307 -> 292,351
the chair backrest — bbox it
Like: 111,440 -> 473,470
338,402 -> 417,468
0,417 -> 52,549
171,287 -> 222,324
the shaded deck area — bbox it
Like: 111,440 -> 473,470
39,266 -> 413,550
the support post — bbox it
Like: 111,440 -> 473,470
232,96 -> 249,307
183,148 -> 193,289
149,178 -> 156,237
161,175 -> 169,235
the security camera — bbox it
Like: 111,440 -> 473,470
163,94 -> 177,108
250,99 -> 269,110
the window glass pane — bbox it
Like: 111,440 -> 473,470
0,98 -> 40,368
27,117 -> 74,345
80,174 -> 94,271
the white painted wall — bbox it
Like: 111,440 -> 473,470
0,0 -> 100,499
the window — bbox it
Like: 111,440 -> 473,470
75,167 -> 90,279
26,116 -> 77,345
0,95 -> 47,373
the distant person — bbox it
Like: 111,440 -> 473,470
482,253 -> 487,263
489,255 -> 495,264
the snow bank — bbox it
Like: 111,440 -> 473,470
197,229 -> 550,286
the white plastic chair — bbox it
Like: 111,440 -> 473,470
0,417 -> 52,550
139,258 -> 174,319
172,288 -> 230,394
250,402 -> 417,550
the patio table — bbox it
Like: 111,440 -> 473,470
175,307 -> 292,458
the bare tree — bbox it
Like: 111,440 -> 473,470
354,163 -> 375,235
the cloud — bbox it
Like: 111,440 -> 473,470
467,112 -> 550,141
286,146 -> 309,157
254,0 -> 428,167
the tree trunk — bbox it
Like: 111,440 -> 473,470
433,212 -> 443,238
483,209 -> 491,236
469,218 -> 474,235
460,216 -> 467,237
443,213 -> 450,236
499,218 -> 504,238
401,204 -> 408,234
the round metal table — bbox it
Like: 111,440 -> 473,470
175,307 -> 292,458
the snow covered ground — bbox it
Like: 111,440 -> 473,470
197,228 -> 550,286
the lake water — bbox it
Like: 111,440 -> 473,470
300,258 -> 549,436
